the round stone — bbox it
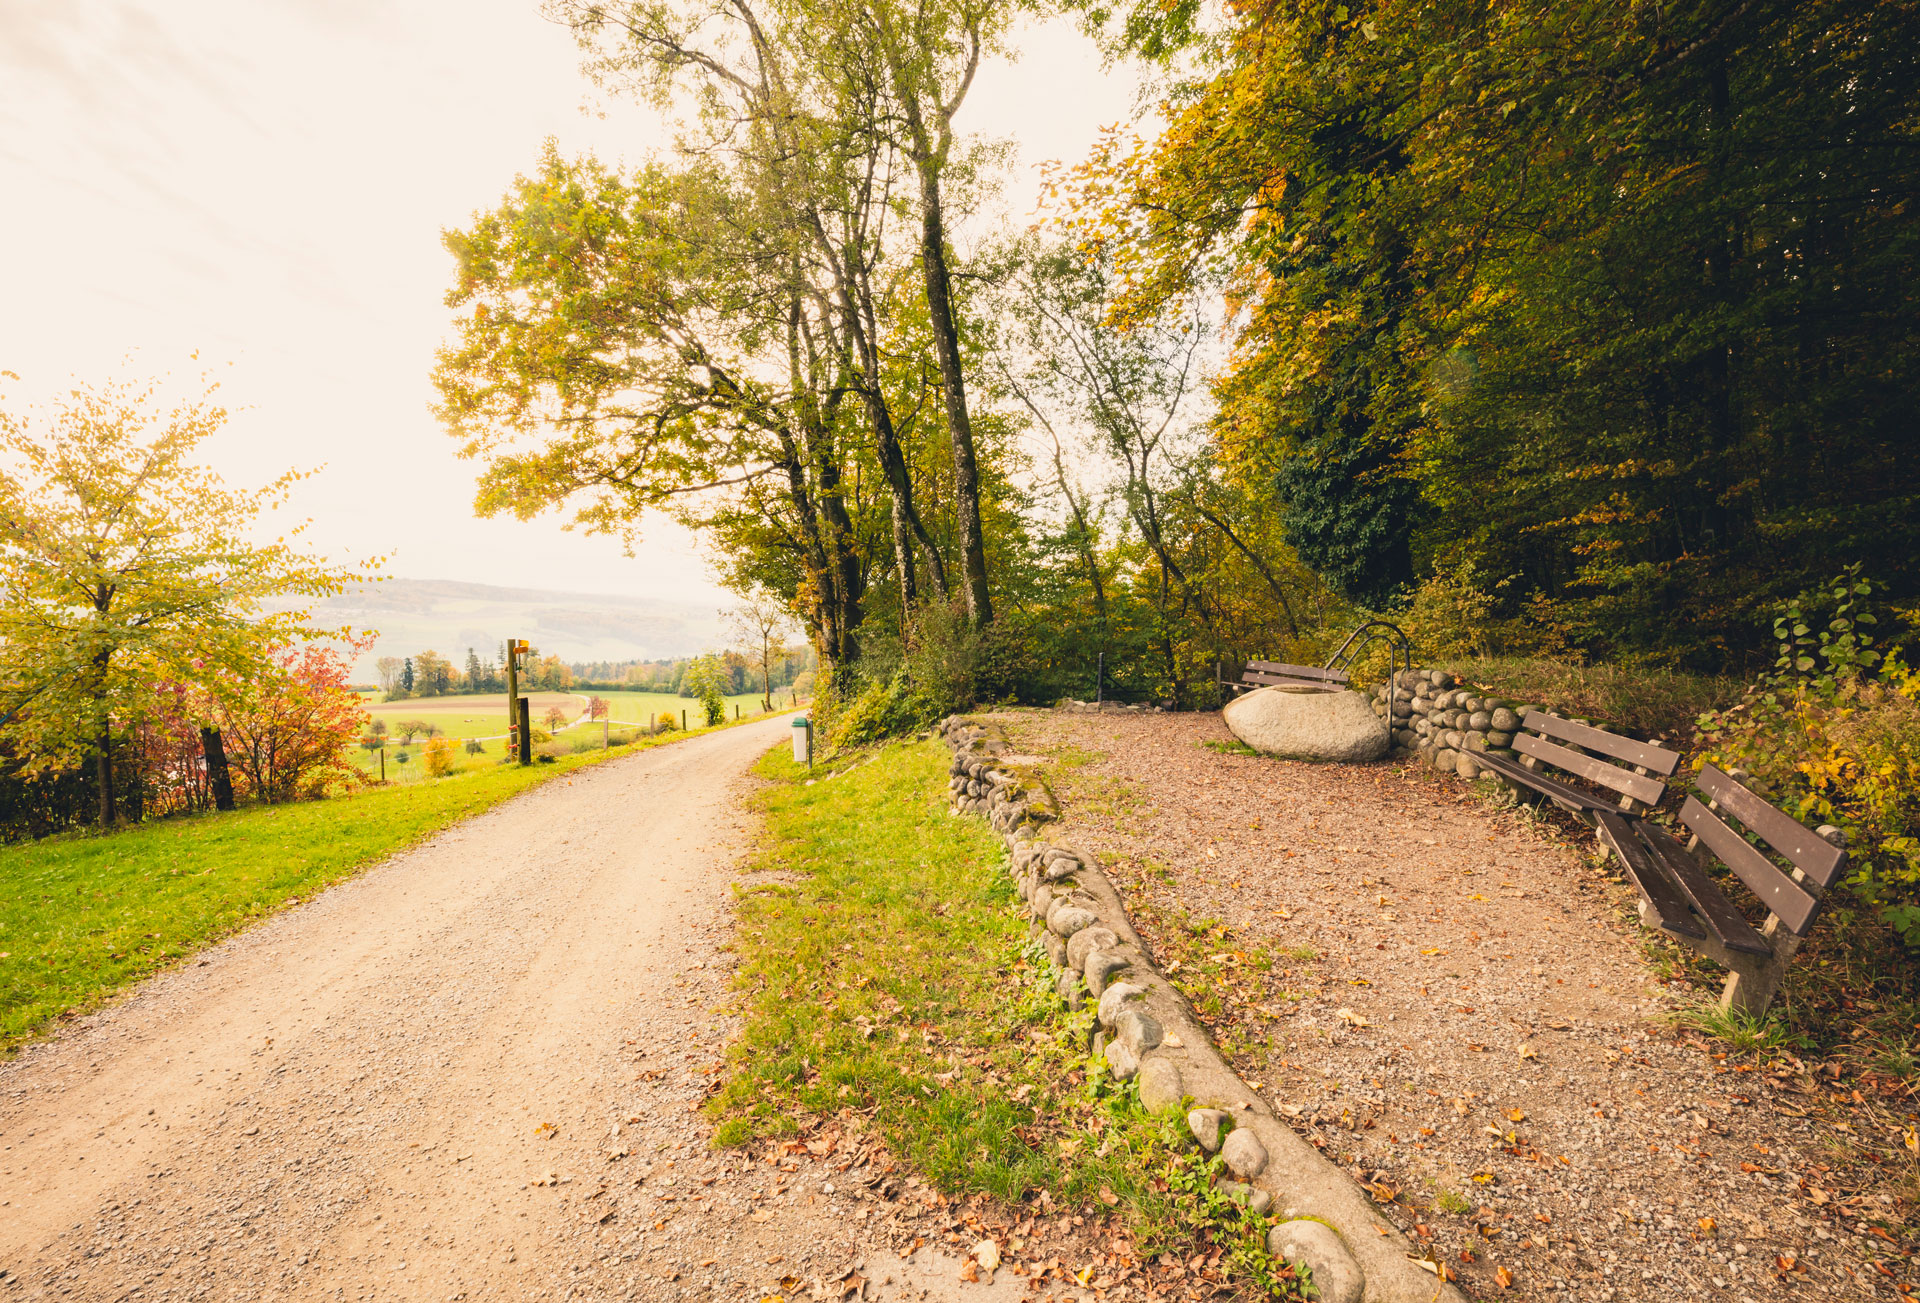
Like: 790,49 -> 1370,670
1187,1108 -> 1229,1153
1223,686 -> 1388,763
1490,708 -> 1520,732
1067,925 -> 1118,971
1266,1221 -> 1364,1303
1136,1056 -> 1183,1114
1468,710 -> 1492,730
1221,1128 -> 1268,1178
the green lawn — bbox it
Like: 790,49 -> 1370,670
709,740 -> 1300,1293
0,715 -> 759,1053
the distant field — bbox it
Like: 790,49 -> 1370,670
362,693 -> 583,740
590,689 -> 779,726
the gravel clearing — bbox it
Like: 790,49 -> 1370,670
1000,707 -> 1917,1302
0,716 -> 1046,1303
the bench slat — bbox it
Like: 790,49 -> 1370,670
1680,797 -> 1823,936
1243,661 -> 1349,683
1697,764 -> 1846,888
1520,710 -> 1682,776
1242,673 -> 1342,692
1637,822 -> 1774,955
1513,733 -> 1667,807
1474,751 -> 1621,815
1593,810 -> 1706,940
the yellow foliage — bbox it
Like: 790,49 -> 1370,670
423,735 -> 456,779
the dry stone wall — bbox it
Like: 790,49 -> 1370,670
939,715 -> 1466,1303
1369,669 -> 1541,781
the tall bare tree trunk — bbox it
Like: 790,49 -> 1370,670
95,725 -> 114,828
201,726 -> 236,811
916,170 -> 992,627
92,646 -> 114,827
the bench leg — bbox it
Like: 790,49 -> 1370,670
1718,920 -> 1801,1017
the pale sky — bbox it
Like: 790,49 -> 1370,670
0,0 -> 1138,606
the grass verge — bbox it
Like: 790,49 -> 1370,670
0,712 -> 773,1054
710,738 -> 1308,1299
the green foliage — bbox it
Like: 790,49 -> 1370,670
1274,433 -> 1417,607
682,654 -> 730,727
827,675 -> 938,749
1698,574 -> 1920,944
1062,0 -> 1920,667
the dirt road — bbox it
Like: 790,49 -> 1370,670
0,716 -> 1020,1303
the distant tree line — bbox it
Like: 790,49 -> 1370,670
369,645 -> 815,701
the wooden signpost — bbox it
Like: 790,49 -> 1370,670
505,638 -> 532,765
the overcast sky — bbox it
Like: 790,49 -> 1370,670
0,0 -> 1138,607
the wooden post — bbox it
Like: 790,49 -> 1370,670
681,709 -> 687,731
505,638 -> 521,764
518,697 -> 532,763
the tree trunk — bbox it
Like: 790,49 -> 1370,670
95,725 -> 115,828
916,167 -> 992,627
201,726 -> 236,811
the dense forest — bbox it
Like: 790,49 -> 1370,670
435,0 -> 1918,713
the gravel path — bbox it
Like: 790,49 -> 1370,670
1002,708 -> 1915,1303
0,716 -> 1028,1303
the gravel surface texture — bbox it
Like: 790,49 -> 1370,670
1000,707 -> 1918,1302
0,716 -> 1078,1303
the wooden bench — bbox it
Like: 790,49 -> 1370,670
1221,659 -> 1350,695
1476,713 -> 1842,1013
1474,708 -> 1682,817
1603,764 -> 1846,1014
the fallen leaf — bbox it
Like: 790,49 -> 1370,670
1495,1265 -> 1515,1289
535,1122 -> 558,1139
1697,1217 -> 1717,1234
1097,1187 -> 1119,1206
1336,1007 -> 1371,1027
1506,1109 -> 1527,1123
1517,1045 -> 1538,1061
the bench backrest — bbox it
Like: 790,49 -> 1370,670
1681,764 -> 1847,937
1239,660 -> 1349,692
1514,709 -> 1682,812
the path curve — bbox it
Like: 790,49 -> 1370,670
0,714 -> 1009,1303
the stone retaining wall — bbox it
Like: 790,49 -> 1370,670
1369,669 -> 1545,781
940,715 -> 1466,1303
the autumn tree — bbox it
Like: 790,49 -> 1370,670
0,372 -> 364,826
726,590 -> 797,709
375,656 -> 404,695
414,649 -> 454,697
207,640 -> 371,803
1065,0 -> 1920,660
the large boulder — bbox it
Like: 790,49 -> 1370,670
1223,686 -> 1389,763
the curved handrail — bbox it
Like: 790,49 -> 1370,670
1324,619 -> 1415,728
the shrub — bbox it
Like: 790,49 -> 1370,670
683,653 -> 729,726
463,738 -> 485,755
1394,561 -> 1574,663
829,673 -> 937,748
423,735 -> 455,777
1698,573 -> 1920,944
